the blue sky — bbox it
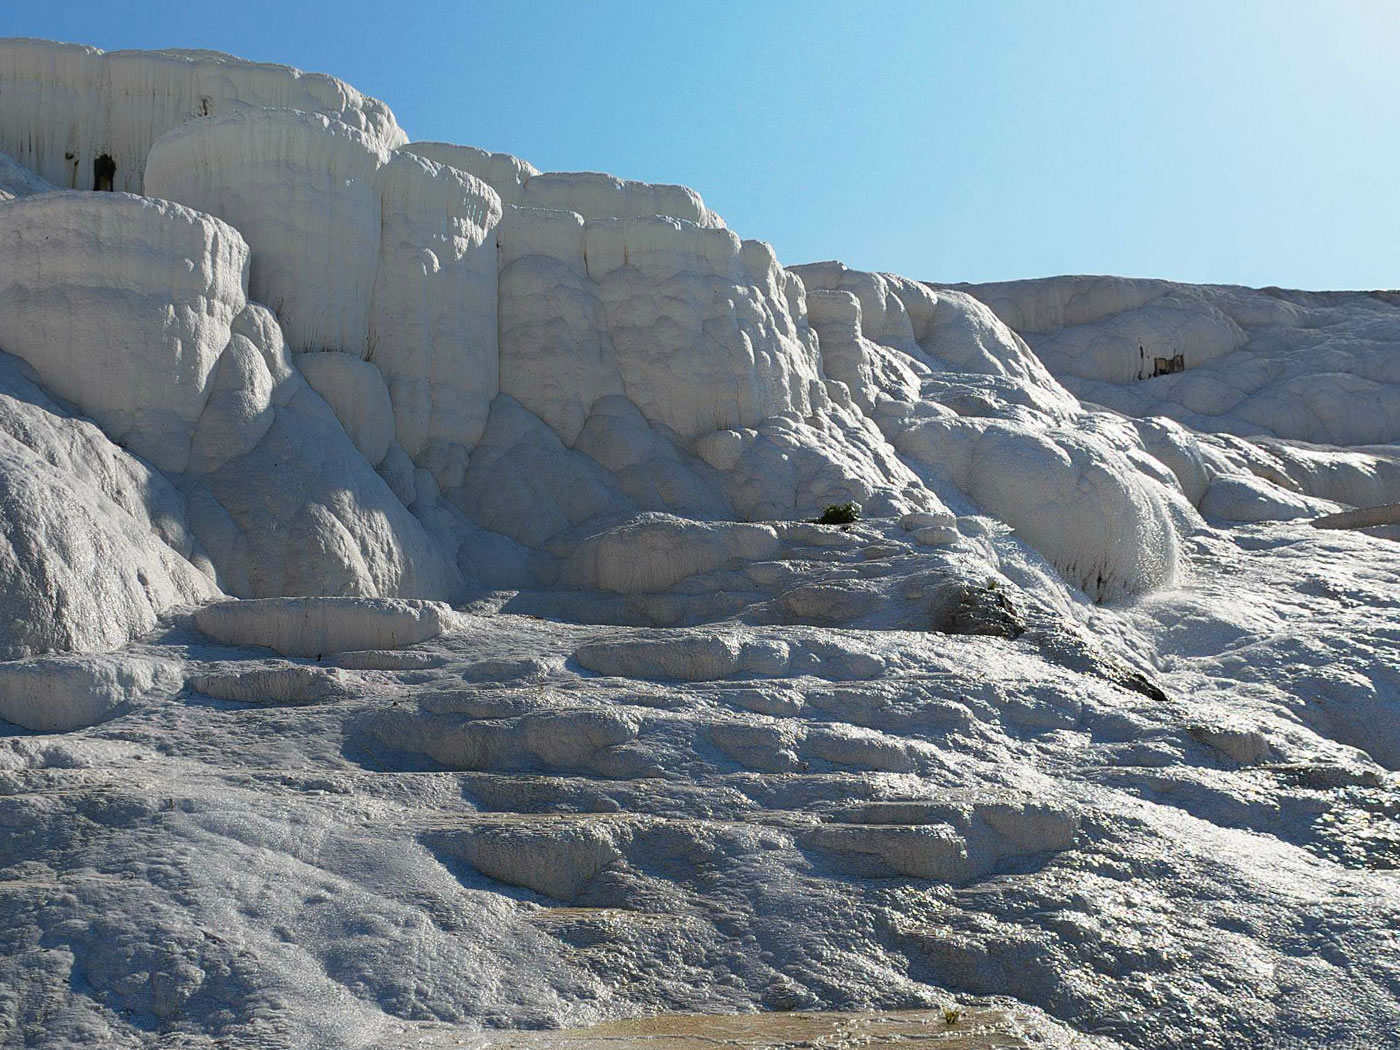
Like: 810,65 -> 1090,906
6,1 -> 1397,289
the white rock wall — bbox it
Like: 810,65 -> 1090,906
496,209 -> 829,445
496,206 -> 625,444
0,38 -> 405,195
145,107 -> 389,357
147,110 -> 505,492
0,351 -> 216,659
406,141 -> 722,228
0,191 -> 250,473
372,151 -> 502,481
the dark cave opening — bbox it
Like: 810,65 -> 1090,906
93,153 -> 116,192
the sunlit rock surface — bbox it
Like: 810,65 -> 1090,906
0,36 -> 1398,1050
443,1007 -> 1109,1049
0,37 -> 405,195
0,350 -> 217,659
964,274 -> 1400,448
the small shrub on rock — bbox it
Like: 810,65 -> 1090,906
815,501 -> 860,525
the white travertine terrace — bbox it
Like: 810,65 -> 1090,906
1,37 -> 1400,1050
0,192 -> 249,473
0,37 -> 404,195
1,36 -> 1396,625
146,109 -> 505,490
962,274 -> 1400,448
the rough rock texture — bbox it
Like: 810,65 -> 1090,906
0,654 -> 178,731
0,351 -> 215,659
5,526 -> 1398,1049
965,275 -> 1400,448
0,38 -> 405,195
193,596 -> 453,656
0,38 -> 1398,1050
0,192 -> 250,473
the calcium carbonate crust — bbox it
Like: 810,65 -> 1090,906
1,39 -> 1399,1050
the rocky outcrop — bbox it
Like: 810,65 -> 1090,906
0,38 -> 404,195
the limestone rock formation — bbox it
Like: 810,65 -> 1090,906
0,37 -> 404,195
0,35 -> 1398,1050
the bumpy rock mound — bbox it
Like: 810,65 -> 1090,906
0,37 -> 405,195
966,275 -> 1400,448
0,187 -> 460,603
194,596 -> 453,656
896,417 -> 1183,599
0,653 -> 178,730
0,352 -> 215,659
0,192 -> 250,473
559,516 -> 780,594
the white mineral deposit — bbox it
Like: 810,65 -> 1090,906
0,34 -> 1396,1050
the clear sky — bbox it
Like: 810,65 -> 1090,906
6,1 -> 1397,289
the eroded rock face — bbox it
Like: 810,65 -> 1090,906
0,188 -> 461,605
146,109 -> 505,494
1,37 -> 1399,1050
0,38 -> 405,195
0,653 -> 179,731
0,192 -> 249,474
966,274 -> 1400,448
294,351 -> 395,467
193,596 -> 453,656
0,351 -> 216,660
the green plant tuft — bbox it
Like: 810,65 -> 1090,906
814,501 -> 860,525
